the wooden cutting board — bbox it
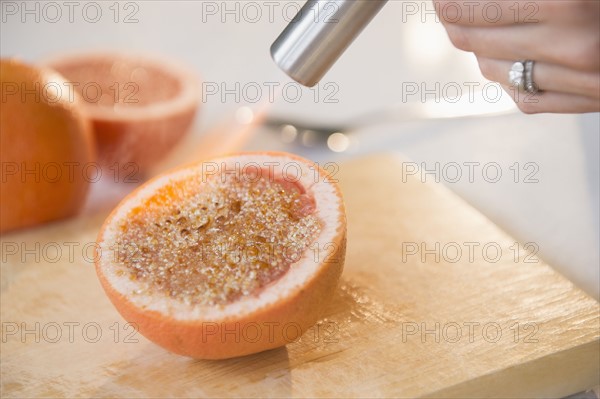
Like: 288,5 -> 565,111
1,154 -> 598,398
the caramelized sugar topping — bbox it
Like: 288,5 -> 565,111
115,170 -> 321,306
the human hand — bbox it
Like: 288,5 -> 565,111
434,0 -> 600,114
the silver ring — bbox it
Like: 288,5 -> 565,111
508,61 -> 525,89
523,60 -> 539,94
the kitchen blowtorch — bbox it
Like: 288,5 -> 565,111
270,0 -> 388,87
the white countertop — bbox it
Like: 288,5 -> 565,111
2,0 -> 598,299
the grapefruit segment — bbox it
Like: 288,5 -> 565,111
45,52 -> 200,174
96,152 -> 346,359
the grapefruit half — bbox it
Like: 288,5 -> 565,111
46,52 -> 200,175
95,152 -> 346,359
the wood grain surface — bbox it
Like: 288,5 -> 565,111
1,154 -> 598,398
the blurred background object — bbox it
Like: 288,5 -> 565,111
1,0 -> 598,301
44,51 -> 201,175
0,59 -> 95,233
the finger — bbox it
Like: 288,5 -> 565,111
477,57 -> 600,99
444,23 -> 600,71
433,0 -> 598,27
433,0 -> 549,26
499,84 -> 600,114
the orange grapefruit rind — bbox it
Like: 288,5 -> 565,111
0,58 -> 95,233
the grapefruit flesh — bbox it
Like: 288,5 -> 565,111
96,152 -> 346,359
0,58 -> 95,233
